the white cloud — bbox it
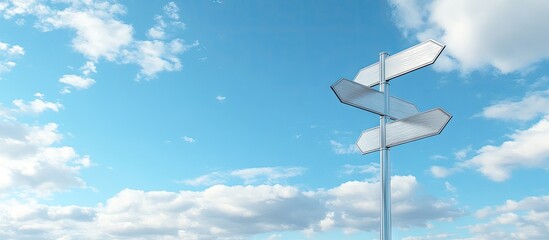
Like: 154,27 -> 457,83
330,140 -> 361,155
33,92 -> 44,98
216,95 -> 226,102
432,115 -> 549,181
444,181 -> 456,193
429,154 -> 447,160
464,116 -> 549,181
402,233 -> 453,240
182,167 -> 306,186
0,173 -> 462,239
12,98 -> 62,114
80,61 -> 96,76
0,0 -> 51,19
389,0 -> 549,73
462,195 -> 549,239
180,172 -> 225,186
481,89 -> 549,121
59,74 -> 96,90
430,165 -> 460,179
454,145 -> 472,160
433,88 -> 549,181
0,41 -> 24,74
1,1 -> 194,79
146,2 -> 185,40
230,167 -> 305,184
0,200 -> 97,239
0,120 -> 90,196
342,163 -> 379,175
182,136 -> 195,143
163,2 -> 179,20
125,39 -> 198,79
388,0 -> 424,36
147,25 -> 165,39
40,1 -> 133,61
315,175 -> 463,233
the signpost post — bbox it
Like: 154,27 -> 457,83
331,39 -> 450,240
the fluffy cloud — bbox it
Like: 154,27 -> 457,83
12,98 -> 62,114
97,185 -> 324,239
182,136 -> 195,143
389,0 -> 549,73
0,200 -> 97,240
0,119 -> 90,196
316,175 -> 463,233
59,74 -> 96,89
465,116 -> 549,181
59,61 -> 98,93
0,41 -> 24,74
0,1 -> 194,79
462,195 -> 549,239
124,39 -> 198,79
80,61 -> 97,76
433,88 -> 549,181
0,175 -> 462,239
432,116 -> 549,181
48,5 -> 133,61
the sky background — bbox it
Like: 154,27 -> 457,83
0,0 -> 548,239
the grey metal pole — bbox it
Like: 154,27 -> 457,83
379,52 -> 391,240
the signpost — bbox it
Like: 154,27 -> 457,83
355,108 -> 452,154
331,39 -> 450,240
331,78 -> 418,120
354,39 -> 445,87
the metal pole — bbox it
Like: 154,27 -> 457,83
379,52 -> 391,240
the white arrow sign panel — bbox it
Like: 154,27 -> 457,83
354,39 -> 445,87
356,108 -> 452,154
331,78 -> 419,120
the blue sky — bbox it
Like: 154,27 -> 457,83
0,0 -> 548,239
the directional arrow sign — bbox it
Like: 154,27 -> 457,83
331,78 -> 419,120
356,108 -> 452,154
354,39 -> 445,87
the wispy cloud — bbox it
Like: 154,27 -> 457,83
182,136 -> 195,143
216,95 -> 226,102
230,167 -> 306,184
12,97 -> 62,114
181,167 -> 306,186
453,145 -> 472,160
481,89 -> 549,121
341,164 -> 379,175
180,172 -> 225,186
330,140 -> 361,155
444,181 -> 456,193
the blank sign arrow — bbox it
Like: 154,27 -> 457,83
331,78 -> 419,120
354,39 -> 445,87
356,108 -> 452,154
